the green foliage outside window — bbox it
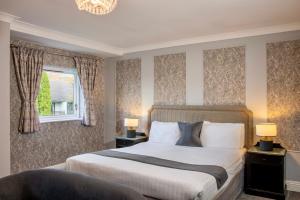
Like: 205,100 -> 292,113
37,72 -> 52,116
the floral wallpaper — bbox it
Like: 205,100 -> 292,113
10,40 -> 105,173
154,53 -> 186,105
203,46 -> 246,105
267,40 -> 300,151
116,58 -> 142,135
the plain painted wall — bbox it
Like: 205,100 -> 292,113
0,21 -> 11,177
286,151 -> 300,181
103,30 -> 300,182
104,58 -> 116,144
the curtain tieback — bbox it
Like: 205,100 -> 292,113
23,100 -> 36,105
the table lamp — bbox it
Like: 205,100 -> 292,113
124,118 -> 139,138
256,123 -> 277,151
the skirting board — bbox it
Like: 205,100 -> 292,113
286,180 -> 300,192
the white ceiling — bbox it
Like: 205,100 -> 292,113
1,0 -> 300,56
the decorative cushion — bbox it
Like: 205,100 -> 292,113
176,122 -> 203,147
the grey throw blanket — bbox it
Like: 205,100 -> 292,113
94,150 -> 228,189
0,169 -> 146,200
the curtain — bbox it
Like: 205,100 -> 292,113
11,46 -> 44,133
74,57 -> 100,126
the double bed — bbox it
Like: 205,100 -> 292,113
66,105 -> 253,200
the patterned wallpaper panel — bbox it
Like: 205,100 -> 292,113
154,53 -> 186,105
203,46 -> 246,105
116,59 -> 142,135
10,40 -> 104,173
267,40 -> 300,151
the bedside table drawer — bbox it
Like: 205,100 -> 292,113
116,139 -> 132,147
115,136 -> 148,148
247,153 -> 283,165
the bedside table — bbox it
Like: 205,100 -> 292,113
115,135 -> 148,148
245,143 -> 287,200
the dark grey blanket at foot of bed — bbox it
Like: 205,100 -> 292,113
93,150 -> 228,189
0,169 -> 146,200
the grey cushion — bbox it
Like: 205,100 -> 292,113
0,169 -> 146,200
176,121 -> 203,147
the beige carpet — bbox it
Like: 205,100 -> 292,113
238,193 -> 273,200
238,192 -> 300,200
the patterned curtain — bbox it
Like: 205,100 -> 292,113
11,46 -> 44,133
74,57 -> 100,126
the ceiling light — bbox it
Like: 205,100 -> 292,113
75,0 -> 118,15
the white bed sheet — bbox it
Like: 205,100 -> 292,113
66,142 -> 246,200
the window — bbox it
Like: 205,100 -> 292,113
37,66 -> 84,123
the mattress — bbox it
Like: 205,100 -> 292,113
66,142 -> 246,200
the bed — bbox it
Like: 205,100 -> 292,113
66,105 -> 253,200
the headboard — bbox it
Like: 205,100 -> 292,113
148,105 -> 253,148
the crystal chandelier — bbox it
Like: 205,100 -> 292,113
75,0 -> 118,15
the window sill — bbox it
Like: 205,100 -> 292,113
39,116 -> 82,124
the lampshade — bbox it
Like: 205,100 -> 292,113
124,118 -> 139,127
256,123 -> 277,137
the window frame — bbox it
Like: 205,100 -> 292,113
38,66 -> 83,123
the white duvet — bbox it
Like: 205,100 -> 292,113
66,142 -> 245,200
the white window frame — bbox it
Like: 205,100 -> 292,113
39,66 -> 84,123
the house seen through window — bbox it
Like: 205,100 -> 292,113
37,67 -> 83,122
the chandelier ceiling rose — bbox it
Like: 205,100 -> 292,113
75,0 -> 118,15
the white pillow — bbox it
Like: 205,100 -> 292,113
148,121 -> 180,145
200,122 -> 245,149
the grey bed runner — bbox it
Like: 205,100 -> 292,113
93,150 -> 228,189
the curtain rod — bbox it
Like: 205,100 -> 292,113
10,44 -> 102,60
10,44 -> 76,59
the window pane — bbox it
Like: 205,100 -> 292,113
37,70 -> 76,116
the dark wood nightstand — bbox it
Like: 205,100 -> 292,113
245,143 -> 287,200
115,135 -> 148,148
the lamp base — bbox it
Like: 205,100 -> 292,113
259,140 -> 274,151
127,130 -> 136,138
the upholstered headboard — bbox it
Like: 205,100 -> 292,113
148,105 -> 253,148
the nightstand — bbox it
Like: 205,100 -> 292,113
115,135 -> 148,148
245,143 -> 286,200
